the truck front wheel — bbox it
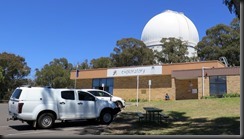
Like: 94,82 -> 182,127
37,113 -> 55,129
100,110 -> 113,125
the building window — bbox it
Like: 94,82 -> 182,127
92,78 -> 114,94
209,76 -> 227,97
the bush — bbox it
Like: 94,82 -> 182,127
222,93 -> 240,98
202,95 -> 218,99
202,93 -> 240,99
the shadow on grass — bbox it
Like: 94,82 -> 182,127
96,111 -> 240,135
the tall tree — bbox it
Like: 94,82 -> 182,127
196,18 -> 240,66
35,58 -> 74,88
155,37 -> 190,63
110,38 -> 155,67
0,66 -> 4,83
223,0 -> 240,19
77,59 -> 90,70
0,52 -> 30,100
90,57 -> 113,69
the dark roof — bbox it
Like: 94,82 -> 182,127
172,67 -> 240,79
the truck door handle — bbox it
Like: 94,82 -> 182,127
78,102 -> 83,105
60,102 -> 65,104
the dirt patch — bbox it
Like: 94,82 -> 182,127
102,112 -> 145,135
77,112 -> 169,135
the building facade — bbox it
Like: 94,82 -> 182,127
70,61 -> 240,101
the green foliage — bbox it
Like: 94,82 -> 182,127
222,93 -> 240,98
155,37 -> 191,63
202,95 -> 219,99
0,52 -> 31,100
196,18 -> 240,66
0,66 -> 4,83
78,59 -> 90,70
110,38 -> 155,67
90,57 -> 113,69
223,0 -> 240,19
202,93 -> 240,99
35,58 -> 74,88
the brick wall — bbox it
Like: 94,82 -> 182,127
197,76 -> 210,99
227,75 -> 240,94
74,74 -> 240,101
76,79 -> 92,89
113,75 -> 173,101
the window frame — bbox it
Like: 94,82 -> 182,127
61,91 -> 75,100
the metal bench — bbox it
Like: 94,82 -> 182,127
159,113 -> 169,122
137,112 -> 145,122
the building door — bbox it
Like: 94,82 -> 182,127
92,78 -> 114,94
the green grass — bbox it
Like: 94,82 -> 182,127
108,97 -> 240,135
125,97 -> 240,119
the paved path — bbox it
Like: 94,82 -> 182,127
0,103 -> 110,137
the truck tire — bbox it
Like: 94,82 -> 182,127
37,113 -> 55,129
100,110 -> 113,125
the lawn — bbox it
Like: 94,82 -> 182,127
102,97 -> 240,135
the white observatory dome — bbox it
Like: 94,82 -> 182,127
141,10 -> 199,57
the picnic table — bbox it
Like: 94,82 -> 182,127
143,107 -> 163,123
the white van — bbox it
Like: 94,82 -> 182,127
8,86 -> 121,129
80,89 -> 125,108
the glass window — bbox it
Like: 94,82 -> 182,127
92,78 -> 114,94
88,91 -> 111,97
209,76 -> 227,96
78,91 -> 95,101
100,79 -> 106,86
101,91 -> 111,97
88,91 -> 99,96
61,91 -> 75,100
92,79 -> 99,87
11,89 -> 22,99
106,78 -> 114,86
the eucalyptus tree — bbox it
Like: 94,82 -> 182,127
110,38 -> 155,67
223,0 -> 240,19
0,52 -> 30,100
35,58 -> 74,88
196,18 -> 240,66
155,37 -> 190,63
90,57 -> 113,69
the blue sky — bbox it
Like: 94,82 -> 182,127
0,0 -> 236,78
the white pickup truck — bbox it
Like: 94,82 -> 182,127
8,86 -> 121,129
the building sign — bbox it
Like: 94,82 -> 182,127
107,66 -> 162,77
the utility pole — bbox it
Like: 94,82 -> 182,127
75,65 -> 79,89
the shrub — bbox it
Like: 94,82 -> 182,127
202,95 -> 218,99
202,93 -> 240,99
222,93 -> 240,98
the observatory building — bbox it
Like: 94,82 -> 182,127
141,10 -> 199,57
70,10 -> 240,101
